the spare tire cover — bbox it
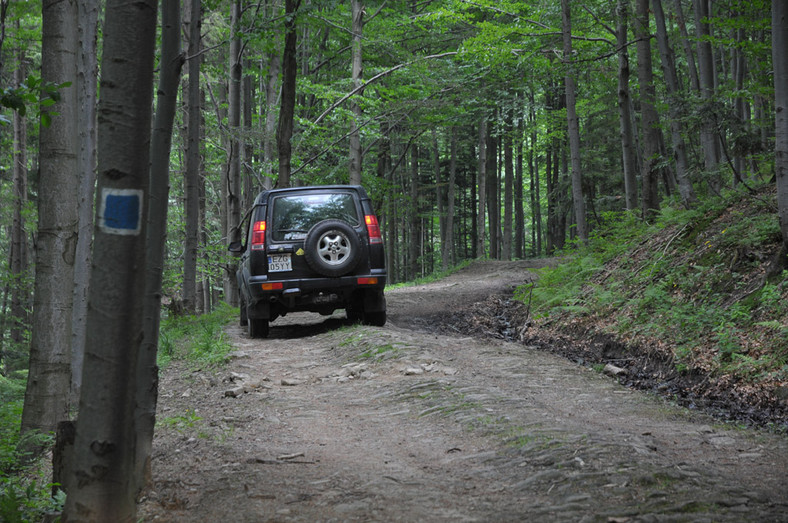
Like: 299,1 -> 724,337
303,219 -> 362,277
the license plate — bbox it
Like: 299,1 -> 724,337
268,254 -> 292,272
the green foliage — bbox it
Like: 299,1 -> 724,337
158,303 -> 237,367
0,476 -> 65,523
0,374 -> 26,472
0,374 -> 63,523
1,75 -> 72,127
523,188 -> 788,383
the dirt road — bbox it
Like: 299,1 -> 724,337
139,260 -> 788,522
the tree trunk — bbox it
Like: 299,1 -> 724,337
434,130 -> 446,270
693,0 -> 722,191
243,64 -> 255,209
262,1 -> 281,191
277,0 -> 300,187
62,0 -> 158,516
502,117 -> 513,260
774,0 -> 788,254
224,0 -> 242,306
673,0 -> 700,92
486,125 -> 498,259
135,0 -> 183,495
349,0 -> 364,184
616,0 -> 639,211
446,126 -> 456,268
409,143 -> 420,280
528,93 -> 542,256
635,0 -> 662,218
515,117 -> 524,259
21,0 -> 79,438
182,0 -> 201,314
476,117 -> 487,258
9,50 -> 29,356
562,0 -> 588,242
653,0 -> 696,206
70,0 -> 99,404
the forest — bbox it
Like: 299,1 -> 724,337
1,0 -> 787,519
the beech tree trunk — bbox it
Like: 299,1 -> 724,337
224,0 -> 242,306
502,117 -> 513,260
635,0 -> 662,218
562,0 -> 588,242
653,0 -> 696,206
9,50 -> 29,358
135,0 -> 183,494
277,0 -> 300,187
63,0 -> 158,516
182,0 -> 201,314
774,1 -> 788,254
693,0 -> 722,191
21,0 -> 79,437
616,0 -> 639,211
485,124 -> 498,259
446,126 -> 456,268
349,0 -> 364,184
476,117 -> 486,258
70,0 -> 99,403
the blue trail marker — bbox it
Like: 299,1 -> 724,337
99,188 -> 144,236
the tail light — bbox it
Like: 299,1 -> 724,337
365,215 -> 382,244
251,220 -> 266,250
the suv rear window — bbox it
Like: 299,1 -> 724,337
271,193 -> 360,241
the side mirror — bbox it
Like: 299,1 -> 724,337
228,241 -> 244,256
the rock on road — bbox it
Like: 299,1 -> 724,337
139,260 -> 788,522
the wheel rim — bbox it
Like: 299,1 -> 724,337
317,231 -> 351,265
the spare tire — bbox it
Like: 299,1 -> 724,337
303,219 -> 362,277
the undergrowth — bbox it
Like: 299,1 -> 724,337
0,373 -> 64,522
520,185 -> 788,386
158,302 -> 238,368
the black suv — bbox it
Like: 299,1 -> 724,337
229,185 -> 387,338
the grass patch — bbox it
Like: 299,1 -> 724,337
158,302 -> 237,368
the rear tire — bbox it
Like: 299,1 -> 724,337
248,318 -> 269,338
363,310 -> 386,327
239,294 -> 248,326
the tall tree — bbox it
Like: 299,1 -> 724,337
652,0 -> 696,206
223,0 -> 243,306
136,0 -> 184,493
635,0 -> 662,217
21,0 -> 79,437
616,0 -> 639,211
693,0 -> 722,191
63,0 -> 158,516
502,116 -> 513,260
70,0 -> 99,402
182,0 -> 201,314
445,126 -> 457,269
562,0 -> 588,242
277,0 -> 301,187
9,48 -> 29,358
774,0 -> 788,259
349,0 -> 364,184
476,117 -> 487,258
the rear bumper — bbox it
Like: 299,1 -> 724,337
246,269 -> 386,317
